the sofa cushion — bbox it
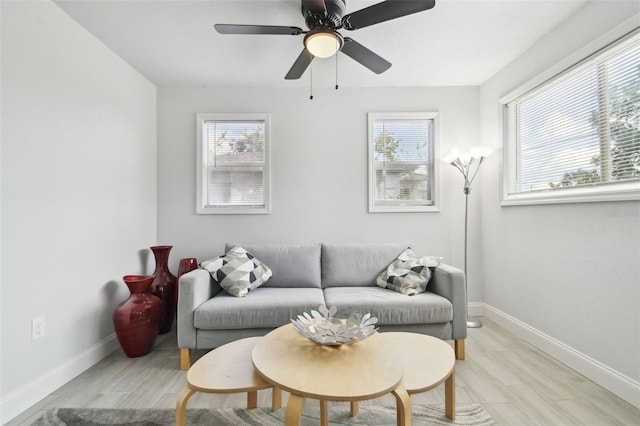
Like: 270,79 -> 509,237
225,243 -> 321,288
194,287 -> 326,329
200,246 -> 272,297
375,248 -> 441,296
321,243 -> 409,288
323,287 -> 453,325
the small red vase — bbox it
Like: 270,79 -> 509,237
150,245 -> 177,334
113,275 -> 163,358
176,258 -> 198,301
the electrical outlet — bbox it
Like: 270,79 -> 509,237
32,316 -> 45,341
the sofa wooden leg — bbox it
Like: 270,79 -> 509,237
180,348 -> 191,370
454,339 -> 465,360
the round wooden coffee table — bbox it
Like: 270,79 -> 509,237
252,324 -> 412,426
176,337 -> 281,426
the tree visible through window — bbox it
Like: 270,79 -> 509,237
505,32 -> 639,202
196,113 -> 270,214
368,112 -> 438,212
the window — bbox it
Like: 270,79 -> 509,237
368,112 -> 438,212
196,113 -> 270,214
503,31 -> 640,205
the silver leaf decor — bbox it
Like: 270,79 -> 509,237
290,305 -> 378,346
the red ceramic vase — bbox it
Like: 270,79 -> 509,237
150,245 -> 177,334
176,257 -> 198,301
113,275 -> 163,358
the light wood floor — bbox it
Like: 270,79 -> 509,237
7,318 -> 639,425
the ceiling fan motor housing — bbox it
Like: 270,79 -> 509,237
303,0 -> 346,30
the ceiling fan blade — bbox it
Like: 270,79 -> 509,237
214,24 -> 303,35
342,0 -> 435,31
285,49 -> 315,80
340,37 -> 391,74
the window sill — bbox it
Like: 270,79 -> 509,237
196,206 -> 271,215
369,205 -> 440,213
501,181 -> 640,206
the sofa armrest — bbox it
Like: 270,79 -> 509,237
177,269 -> 221,349
429,263 -> 467,340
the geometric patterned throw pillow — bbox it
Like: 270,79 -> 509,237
375,248 -> 441,296
200,246 -> 272,297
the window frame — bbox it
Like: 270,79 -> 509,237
500,23 -> 640,206
368,112 -> 440,213
196,113 -> 271,215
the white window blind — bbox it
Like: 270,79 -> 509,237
368,112 -> 438,212
505,32 -> 639,202
196,113 -> 270,214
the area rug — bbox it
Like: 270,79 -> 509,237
31,404 -> 495,425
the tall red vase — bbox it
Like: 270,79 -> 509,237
176,257 -> 198,301
113,275 -> 163,358
150,245 -> 177,334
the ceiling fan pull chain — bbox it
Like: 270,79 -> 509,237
335,52 -> 339,90
310,63 -> 314,100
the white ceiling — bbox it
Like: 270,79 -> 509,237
54,0 -> 591,88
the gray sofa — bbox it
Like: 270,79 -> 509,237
177,242 -> 467,369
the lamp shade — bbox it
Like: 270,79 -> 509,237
442,146 -> 493,163
304,30 -> 343,58
441,148 -> 461,164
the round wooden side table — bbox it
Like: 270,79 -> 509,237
176,337 -> 281,426
382,332 -> 456,420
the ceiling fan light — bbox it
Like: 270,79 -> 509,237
304,31 -> 343,58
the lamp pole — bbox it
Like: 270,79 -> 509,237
463,184 -> 482,328
446,148 -> 487,328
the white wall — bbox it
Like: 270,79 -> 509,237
479,1 -> 640,406
157,85 -> 484,298
0,1 -> 157,421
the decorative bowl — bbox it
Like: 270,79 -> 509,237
290,305 -> 378,345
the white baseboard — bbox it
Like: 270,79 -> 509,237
470,302 -> 640,410
0,334 -> 120,423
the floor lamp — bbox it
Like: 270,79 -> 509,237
443,147 -> 491,328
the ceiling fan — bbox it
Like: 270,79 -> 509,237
214,0 -> 436,80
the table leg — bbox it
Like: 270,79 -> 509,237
175,386 -> 196,426
350,401 -> 359,416
284,394 -> 306,426
247,390 -> 258,409
392,383 -> 412,426
445,368 -> 456,420
271,387 -> 282,410
320,400 -> 328,426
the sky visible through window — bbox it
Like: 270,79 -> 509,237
515,39 -> 639,191
206,121 -> 265,157
518,69 -> 599,190
372,119 -> 432,162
